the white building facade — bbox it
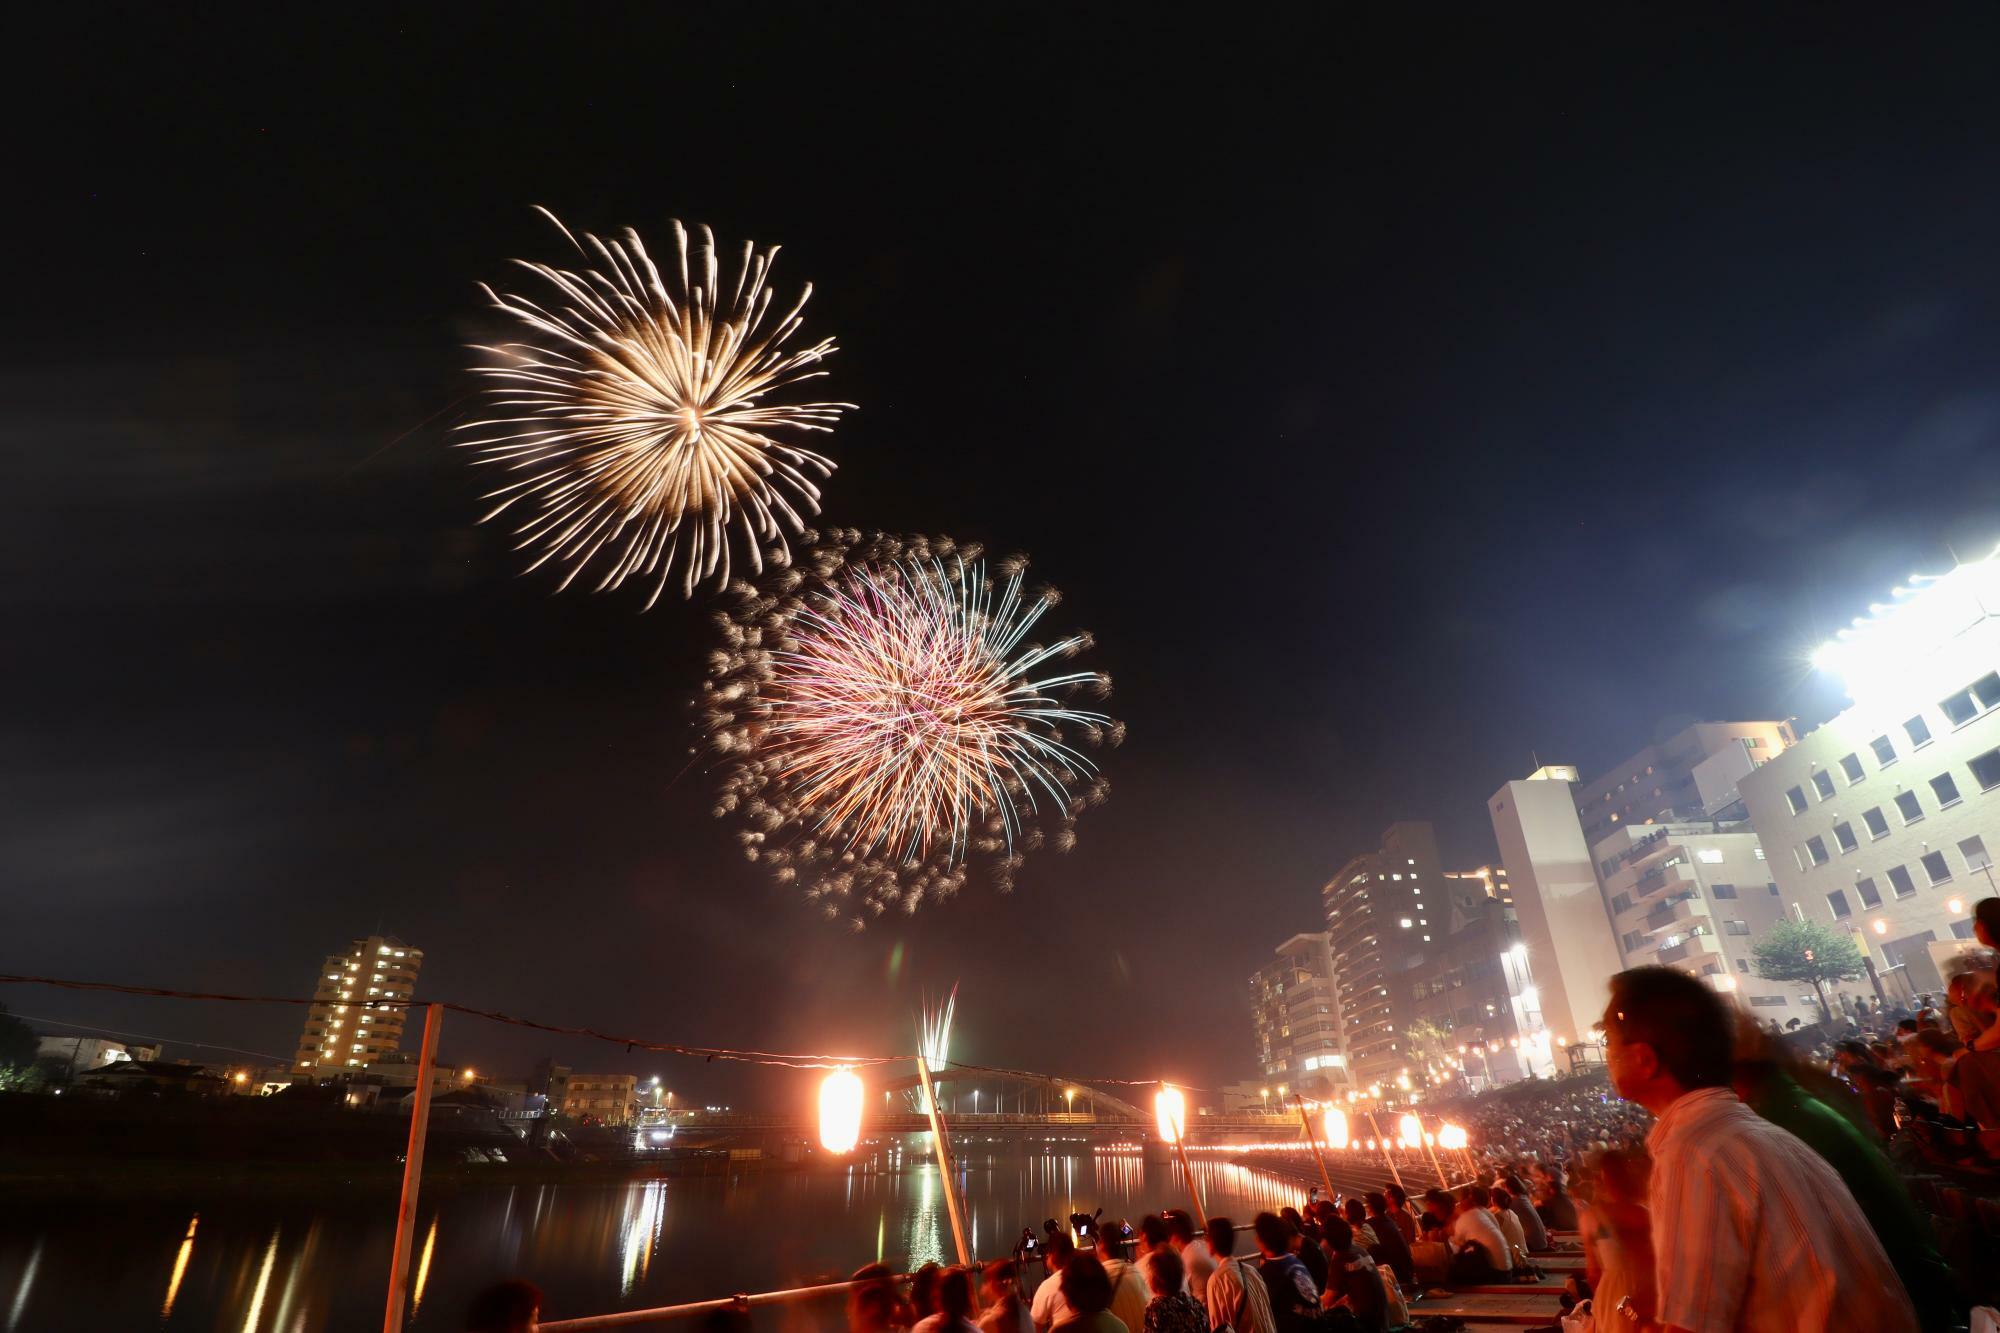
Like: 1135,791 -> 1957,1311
1593,821 -> 1809,1016
1741,551 -> 2000,997
1248,932 -> 1352,1100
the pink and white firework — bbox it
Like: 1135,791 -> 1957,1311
705,531 -> 1120,924
460,210 -> 853,605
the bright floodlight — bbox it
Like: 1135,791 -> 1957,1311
1325,1107 -> 1349,1150
819,1067 -> 864,1154
1438,1123 -> 1468,1151
1397,1113 -> 1422,1148
1155,1086 -> 1187,1143
1811,545 -> 2000,700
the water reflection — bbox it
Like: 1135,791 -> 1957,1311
0,1146 -> 1307,1331
161,1215 -> 198,1318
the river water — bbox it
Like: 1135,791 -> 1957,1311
0,1145 -> 1315,1331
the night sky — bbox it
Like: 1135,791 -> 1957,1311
9,10 -> 2000,1105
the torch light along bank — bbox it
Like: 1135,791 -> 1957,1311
818,1067 -> 863,1155
1154,1085 -> 1208,1225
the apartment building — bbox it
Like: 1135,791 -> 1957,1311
1321,822 -> 1448,1085
292,935 -> 424,1072
1742,549 -> 2000,996
1247,932 -> 1351,1099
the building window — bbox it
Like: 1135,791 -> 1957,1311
1806,836 -> 1830,866
1973,747 -> 2000,792
1895,790 -> 1925,824
1871,735 -> 1898,766
1932,772 -> 1963,807
1811,770 -> 1836,800
1736,958 -> 1750,972
1711,882 -> 1738,899
1856,877 -> 1882,909
1862,806 -> 1890,839
1887,865 -> 1917,898
1621,930 -> 1646,953
1767,882 -> 1780,896
1755,847 -> 1766,860
1942,688 -> 1981,727
1611,892 -> 1633,913
1826,890 -> 1852,919
1839,753 -> 1866,784
1834,822 -> 1858,853
1922,851 -> 1952,885
1786,786 -> 1809,815
1749,995 -> 1789,1008
1724,919 -> 1750,936
1697,848 -> 1724,864
1906,715 -> 1934,748
1961,835 -> 1992,872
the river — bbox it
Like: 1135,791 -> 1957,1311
0,1145 -> 1318,1331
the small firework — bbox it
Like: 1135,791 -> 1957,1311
704,531 -> 1120,925
460,210 -> 854,606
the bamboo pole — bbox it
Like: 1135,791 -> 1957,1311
383,1003 -> 442,1333
1293,1096 -> 1334,1200
1416,1119 -> 1449,1189
914,1060 -> 972,1265
1363,1111 -> 1404,1192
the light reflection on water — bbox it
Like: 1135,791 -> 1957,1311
0,1146 -> 1308,1332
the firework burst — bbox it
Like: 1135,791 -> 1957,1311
704,531 -> 1121,925
460,210 -> 854,606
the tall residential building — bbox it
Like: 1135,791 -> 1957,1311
1488,767 -> 1626,1046
292,935 -> 424,1073
1247,932 -> 1351,1099
1742,549 -> 2000,997
1593,818 -> 1803,1014
1321,822 -> 1447,1086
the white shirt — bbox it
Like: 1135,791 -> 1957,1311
1030,1270 -> 1073,1333
1173,1239 -> 1216,1302
979,1299 -> 1034,1333
1449,1206 -> 1509,1271
1101,1257 -> 1149,1333
1489,1205 -> 1528,1268
1648,1086 -> 1918,1333
1204,1255 -> 1273,1333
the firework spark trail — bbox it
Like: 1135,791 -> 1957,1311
459,210 -> 854,605
704,531 -> 1122,925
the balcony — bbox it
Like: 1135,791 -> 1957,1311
1656,930 -> 1723,966
1634,861 -> 1697,899
1642,893 -> 1711,935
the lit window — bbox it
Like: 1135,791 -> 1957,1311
1754,847 -> 1766,860
1697,849 -> 1724,864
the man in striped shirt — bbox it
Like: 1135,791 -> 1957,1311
1601,966 -> 1919,1333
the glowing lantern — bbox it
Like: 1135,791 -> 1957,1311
819,1067 -> 863,1154
1324,1107 -> 1349,1150
1397,1114 -> 1421,1148
1154,1086 -> 1187,1143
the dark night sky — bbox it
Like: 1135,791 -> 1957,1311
7,9 -> 2000,1105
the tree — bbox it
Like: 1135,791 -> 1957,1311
1404,1018 -> 1454,1084
0,1005 -> 39,1092
1751,919 -> 1867,1024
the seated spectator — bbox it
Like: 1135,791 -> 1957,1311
981,1262 -> 1034,1333
1500,1174 -> 1549,1251
1487,1186 -> 1530,1269
1530,1163 -> 1578,1232
1339,1198 -> 1376,1250
1251,1211 -> 1318,1333
1314,1217 -> 1387,1333
1362,1192 -> 1413,1287
1139,1247 -> 1207,1333
1418,1189 -> 1454,1237
1577,1148 -> 1653,1331
1380,1184 -> 1419,1245
1202,1218 -> 1274,1333
1448,1186 -> 1509,1282
1054,1257 -> 1124,1333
